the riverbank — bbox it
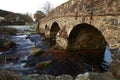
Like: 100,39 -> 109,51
0,69 -> 117,80
0,26 -> 17,52
0,26 -> 18,36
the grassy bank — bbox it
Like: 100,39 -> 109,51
0,26 -> 18,35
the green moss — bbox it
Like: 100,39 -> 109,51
36,60 -> 52,69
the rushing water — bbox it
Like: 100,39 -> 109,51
10,35 -> 34,54
7,25 -> 35,35
0,34 -> 51,73
0,25 -> 49,73
0,25 -> 112,75
7,25 -> 32,31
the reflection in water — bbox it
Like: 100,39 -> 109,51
104,44 -> 111,65
101,44 -> 111,71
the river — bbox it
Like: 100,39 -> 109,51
0,25 -> 112,76
0,25 -> 51,74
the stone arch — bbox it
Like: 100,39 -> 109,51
50,22 -> 60,39
68,23 -> 107,50
67,23 -> 108,68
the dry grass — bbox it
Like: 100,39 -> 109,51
0,70 -> 19,80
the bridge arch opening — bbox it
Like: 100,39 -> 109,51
45,24 -> 48,29
68,23 -> 106,50
50,22 -> 60,39
67,23 -> 110,71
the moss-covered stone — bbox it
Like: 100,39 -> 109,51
30,47 -> 43,56
36,60 -> 52,69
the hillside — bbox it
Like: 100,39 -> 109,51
0,9 -> 10,17
0,9 -> 33,25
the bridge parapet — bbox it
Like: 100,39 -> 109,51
40,0 -> 120,24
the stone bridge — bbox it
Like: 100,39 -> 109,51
37,0 -> 120,50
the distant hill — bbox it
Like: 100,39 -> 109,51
0,9 -> 10,17
0,9 -> 33,25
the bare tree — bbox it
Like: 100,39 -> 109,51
42,1 -> 54,15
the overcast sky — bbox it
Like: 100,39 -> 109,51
0,0 -> 68,15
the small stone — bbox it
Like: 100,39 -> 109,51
41,37 -> 46,41
75,72 -> 89,80
55,75 -> 73,80
37,74 -> 55,80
